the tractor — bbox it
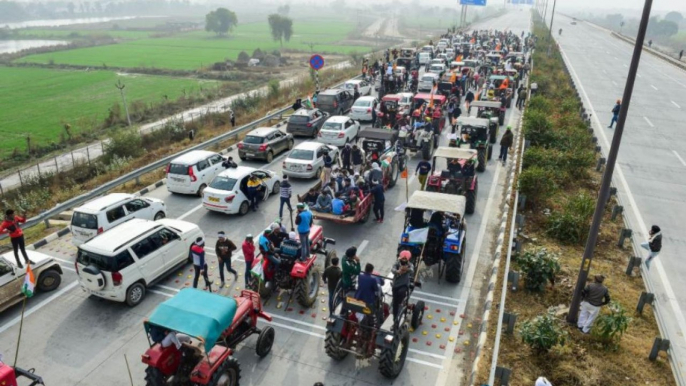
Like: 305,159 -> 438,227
453,117 -> 492,172
0,362 -> 45,386
424,147 -> 478,214
471,100 -> 502,141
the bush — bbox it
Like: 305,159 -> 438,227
349,50 -> 363,66
518,166 -> 557,206
523,109 -> 556,147
592,301 -> 631,350
267,79 -> 280,99
515,248 -> 560,292
526,95 -> 552,112
546,193 -> 595,244
252,48 -> 264,60
237,51 -> 250,63
519,311 -> 568,354
104,128 -> 143,163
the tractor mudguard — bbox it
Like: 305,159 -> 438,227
189,346 -> 234,384
375,328 -> 394,350
291,256 -> 317,279
467,176 -> 478,190
326,316 -> 346,334
0,363 -> 17,386
142,344 -> 182,376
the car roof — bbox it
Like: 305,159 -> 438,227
407,191 -> 466,216
80,218 -> 160,253
325,116 -> 350,123
247,127 -> 277,137
216,165 -> 258,179
355,96 -> 376,102
171,150 -> 217,166
345,79 -> 362,84
76,193 -> 134,213
293,108 -> 316,116
293,141 -> 324,151
319,89 -> 346,95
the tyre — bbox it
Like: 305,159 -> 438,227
325,330 -> 349,360
37,270 -> 61,292
477,149 -> 486,172
266,151 -> 274,163
487,144 -> 493,160
288,140 -> 294,150
144,366 -> 168,386
314,167 -> 322,180
489,126 -> 498,144
388,159 -> 399,188
444,251 -> 463,284
378,326 -> 410,378
271,181 -> 281,195
295,268 -> 320,307
154,211 -> 166,221
239,156 -> 247,161
197,184 -> 207,197
249,278 -> 271,299
126,282 -> 146,307
411,300 -> 425,330
208,356 -> 241,386
421,139 -> 432,160
238,201 -> 250,216
255,326 -> 275,358
324,250 -> 337,270
465,188 -> 476,215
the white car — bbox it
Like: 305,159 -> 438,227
397,92 -> 414,114
0,250 -> 63,312
429,63 -> 446,77
76,218 -> 203,307
318,116 -> 360,147
166,150 -> 229,196
350,96 -> 378,121
282,142 -> 340,179
344,79 -> 371,96
202,166 -> 281,215
418,73 -> 439,92
418,52 -> 431,65
70,193 -> 167,246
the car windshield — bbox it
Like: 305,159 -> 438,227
71,212 -> 98,229
289,149 -> 314,160
421,76 -> 434,81
244,135 -> 265,144
344,83 -> 357,89
400,96 -> 411,104
322,122 -> 343,131
76,249 -> 133,272
354,99 -> 372,107
289,115 -> 309,123
209,176 -> 237,191
430,66 -> 442,71
317,95 -> 335,105
168,163 -> 188,175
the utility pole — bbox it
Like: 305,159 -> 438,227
567,0 -> 654,324
115,79 -> 131,126
542,0 -> 549,25
547,0 -> 557,56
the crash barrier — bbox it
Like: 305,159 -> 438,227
611,32 -> 686,73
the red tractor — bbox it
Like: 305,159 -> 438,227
142,288 -> 273,386
0,362 -> 45,386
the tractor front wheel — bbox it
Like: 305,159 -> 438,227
256,326 -> 275,358
295,268 -> 320,307
465,187 -> 476,215
378,326 -> 410,378
325,330 -> 349,360
477,149 -> 486,172
208,356 -> 241,386
421,139 -> 432,160
145,366 -> 168,386
388,158 -> 399,188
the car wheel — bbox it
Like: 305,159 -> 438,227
197,184 -> 207,197
126,282 -> 146,307
37,270 -> 61,292
288,140 -> 294,150
271,181 -> 281,195
314,167 -> 322,180
266,151 -> 274,163
154,211 -> 166,221
239,156 -> 246,161
239,201 -> 250,215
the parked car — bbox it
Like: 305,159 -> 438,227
237,127 -> 294,163
418,52 -> 432,65
70,193 -> 167,246
318,116 -> 360,147
282,142 -> 340,179
0,251 -> 63,312
166,150 -> 229,196
316,89 -> 355,116
75,218 -> 203,307
202,166 -> 281,215
344,79 -> 371,96
286,108 -> 328,138
429,63 -> 446,77
418,73 -> 440,92
350,96 -> 378,122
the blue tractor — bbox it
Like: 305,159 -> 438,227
397,191 -> 467,283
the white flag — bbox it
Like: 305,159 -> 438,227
408,227 -> 430,244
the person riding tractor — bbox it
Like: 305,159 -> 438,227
425,147 -> 478,214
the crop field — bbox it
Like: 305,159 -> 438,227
0,67 -> 220,157
15,28 -> 157,39
17,21 -> 375,70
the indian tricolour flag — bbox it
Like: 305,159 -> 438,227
250,258 -> 265,284
22,264 -> 36,298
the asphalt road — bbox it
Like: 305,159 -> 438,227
0,11 -> 530,386
553,14 -> 686,381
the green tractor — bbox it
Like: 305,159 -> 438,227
452,117 -> 492,172
471,100 -> 501,143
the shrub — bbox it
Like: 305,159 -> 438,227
526,95 -> 552,112
104,128 -> 143,163
252,48 -> 264,60
523,110 -> 556,147
237,51 -> 250,63
349,50 -> 363,66
546,193 -> 595,244
515,248 -> 560,292
267,79 -> 280,99
519,311 -> 568,354
592,301 -> 631,350
518,166 -> 557,206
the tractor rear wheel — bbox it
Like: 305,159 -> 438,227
444,251 -> 463,284
487,144 -> 493,160
208,356 -> 241,386
325,330 -> 349,360
145,366 -> 167,386
411,300 -> 425,330
388,158 -> 399,188
477,149 -> 486,172
256,326 -> 275,358
378,326 -> 410,378
489,126 -> 498,144
421,139 -> 432,160
295,268 -> 320,307
465,188 -> 476,215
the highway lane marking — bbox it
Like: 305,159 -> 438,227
672,151 -> 686,167
643,116 -> 654,127
177,204 -> 203,220
637,73 -> 642,78
624,63 -> 628,68
559,44 -> 686,353
650,85 -> 658,91
672,101 -> 681,109
413,290 -> 461,302
0,281 -> 79,335
358,240 -> 369,254
612,81 -> 618,86
411,296 -> 461,309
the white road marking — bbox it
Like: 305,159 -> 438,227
672,150 -> 686,167
650,84 -> 658,90
412,290 -> 461,302
614,56 -> 618,60
672,101 -> 681,109
0,281 -> 79,335
612,81 -> 618,86
624,63 -> 628,68
411,296 -> 461,309
637,73 -> 642,78
407,357 -> 443,369
177,204 -> 203,220
643,116 -> 654,127
357,240 -> 369,254
408,348 -> 445,360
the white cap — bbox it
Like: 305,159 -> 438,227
289,231 -> 297,240
535,377 -> 552,386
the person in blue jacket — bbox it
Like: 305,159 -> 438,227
355,263 -> 384,307
295,203 -> 313,257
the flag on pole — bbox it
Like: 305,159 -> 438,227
22,264 -> 36,298
250,258 -> 265,284
407,227 -> 430,244
302,96 -> 313,109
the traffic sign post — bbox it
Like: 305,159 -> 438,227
309,54 -> 325,91
459,0 -> 487,6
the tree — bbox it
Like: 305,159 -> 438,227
277,4 -> 290,15
205,8 -> 238,36
664,11 -> 683,24
267,14 -> 293,47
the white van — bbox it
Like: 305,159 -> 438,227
70,193 -> 166,246
166,150 -> 228,196
75,218 -> 203,306
418,52 -> 431,65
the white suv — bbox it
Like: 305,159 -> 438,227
75,218 -> 203,307
70,193 -> 166,246
166,150 -> 228,196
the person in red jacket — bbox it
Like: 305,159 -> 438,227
1,209 -> 34,268
241,234 -> 255,287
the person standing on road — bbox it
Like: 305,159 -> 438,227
322,150 -> 334,185
641,225 -> 662,269
391,251 -> 415,323
191,237 -> 212,292
341,247 -> 361,292
1,209 -> 33,268
295,203 -> 313,258
279,175 -> 292,220
648,39 -> 652,48
608,99 -> 621,128
370,180 -> 385,223
577,274 -> 611,334
216,231 -> 238,288
498,127 -> 514,165
230,110 -> 236,127
241,234 -> 255,287
517,86 -> 527,110
680,50 -> 684,61
415,160 -> 432,190
323,257 -> 342,314
341,143 -> 352,173
247,175 -> 262,212
465,89 -> 475,113
351,145 -> 364,174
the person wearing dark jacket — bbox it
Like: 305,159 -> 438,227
279,175 -> 292,219
355,263 -> 383,306
323,257 -> 342,314
292,98 -> 302,111
341,247 -> 361,291
341,144 -> 352,172
608,99 -> 621,128
216,231 -> 238,288
351,145 -> 364,174
577,274 -> 611,334
391,251 -> 415,322
498,127 -> 514,164
191,237 -> 212,291
0,209 -> 33,268
370,181 -> 385,223
642,225 -> 662,269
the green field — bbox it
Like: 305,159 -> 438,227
17,21 -> 374,70
15,28 -> 157,39
0,67 -> 220,156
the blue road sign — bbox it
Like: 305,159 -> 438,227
309,54 -> 324,71
459,0 -> 487,6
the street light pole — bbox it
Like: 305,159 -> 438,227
547,0 -> 557,56
566,0 -> 654,324
542,0 -> 549,25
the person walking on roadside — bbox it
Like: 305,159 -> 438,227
465,89 -> 475,114
1,209 -> 33,268
216,231 -> 238,288
322,257 -> 342,314
295,203 -> 313,257
577,274 -> 611,334
191,237 -> 212,292
641,225 -> 662,269
230,110 -> 236,127
680,50 -> 684,61
241,234 -> 255,287
415,159 -> 432,190
498,126 -> 514,165
517,86 -> 527,110
370,180 -> 385,223
608,99 -> 621,128
279,175 -> 292,220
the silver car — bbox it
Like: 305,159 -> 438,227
237,127 -> 294,163
418,73 -> 439,92
282,142 -> 339,179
